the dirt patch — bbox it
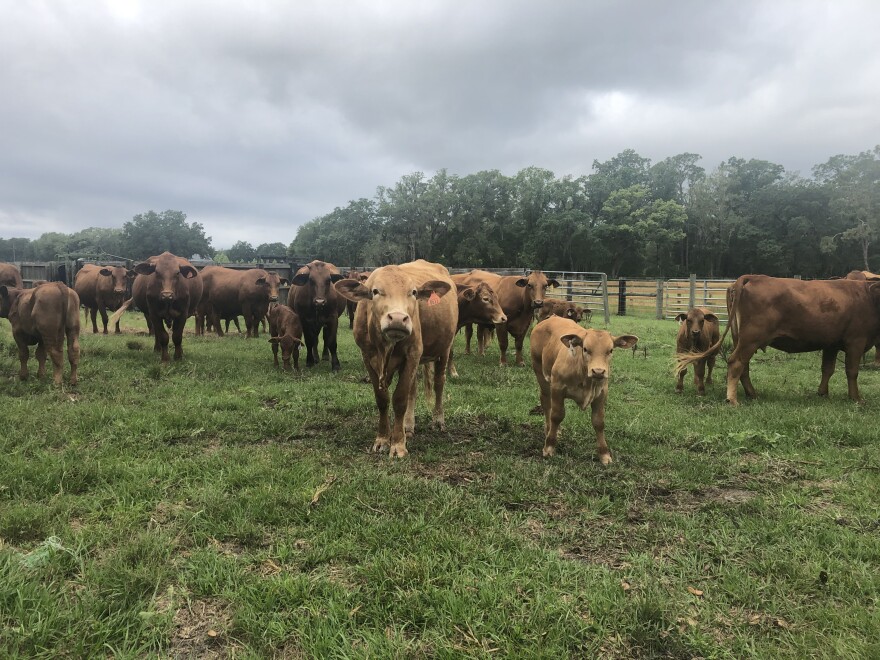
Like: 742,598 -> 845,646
411,461 -> 493,487
170,596 -> 237,659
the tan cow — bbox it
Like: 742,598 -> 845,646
677,275 -> 880,405
0,262 -> 23,288
536,299 -> 590,324
447,281 -> 507,377
0,281 -> 80,385
452,270 -> 560,366
74,264 -> 134,334
674,307 -> 720,395
530,317 -> 638,462
267,304 -> 303,371
335,259 -> 456,458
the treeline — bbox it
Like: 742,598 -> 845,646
291,147 -> 880,278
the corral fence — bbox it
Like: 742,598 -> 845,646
610,276 -> 737,322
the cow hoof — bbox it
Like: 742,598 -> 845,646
371,439 -> 389,453
542,446 -> 556,458
725,398 -> 739,407
432,419 -> 446,432
599,453 -> 613,465
389,445 -> 408,458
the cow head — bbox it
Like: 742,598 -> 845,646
459,281 -> 507,325
335,266 -> 452,342
675,308 -> 719,340
0,285 -> 21,318
99,266 -> 134,297
255,271 -> 287,304
134,252 -> 198,304
291,261 -> 343,309
560,330 -> 639,380
516,271 -> 560,309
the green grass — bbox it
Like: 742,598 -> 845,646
1,313 -> 878,658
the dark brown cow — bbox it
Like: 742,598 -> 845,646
344,269 -> 371,329
74,264 -> 134,334
289,260 -> 346,370
447,281 -> 507,377
335,259 -> 457,457
110,252 -> 203,362
267,304 -> 303,371
0,262 -> 23,288
530,316 -> 638,462
198,266 -> 287,338
0,281 -> 80,385
536,299 -> 590,324
677,275 -> 880,405
674,307 -> 720,395
452,270 -> 560,366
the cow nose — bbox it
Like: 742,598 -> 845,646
533,300 -> 544,308
270,295 -> 278,302
160,291 -> 174,301
314,298 -> 326,306
114,288 -> 124,294
499,315 -> 507,323
590,368 -> 607,379
386,312 -> 409,325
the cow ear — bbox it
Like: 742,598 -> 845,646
515,278 -> 528,288
291,270 -> 310,286
134,262 -> 156,276
0,285 -> 8,299
256,276 -> 267,285
704,313 -> 719,323
358,273 -> 370,282
180,265 -> 198,279
674,313 -> 687,324
279,278 -> 289,286
268,337 -> 280,344
127,270 -> 137,279
869,282 -> 880,304
99,268 -> 113,277
417,280 -> 452,299
335,279 -> 371,302
548,279 -> 560,288
459,287 -> 475,301
613,334 -> 639,350
560,334 -> 582,348
330,273 -> 344,283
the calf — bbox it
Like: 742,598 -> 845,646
0,282 -> 80,385
677,275 -> 880,405
267,304 -> 303,371
536,299 -> 590,324
674,307 -> 720,395
530,316 -> 638,462
74,264 -> 134,334
447,281 -> 507,377
335,259 -> 456,457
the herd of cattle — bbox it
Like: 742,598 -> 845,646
2,256 -> 880,462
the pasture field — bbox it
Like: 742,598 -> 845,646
1,312 -> 879,658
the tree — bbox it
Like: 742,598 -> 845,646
227,241 -> 256,263
120,210 -> 213,260
255,242 -> 288,258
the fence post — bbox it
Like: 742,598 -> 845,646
601,273 -> 610,325
566,278 -> 573,302
617,278 -> 627,316
689,274 -> 696,309
656,279 -> 664,319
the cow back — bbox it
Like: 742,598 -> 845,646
0,263 -> 23,289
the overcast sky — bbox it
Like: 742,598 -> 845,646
1,1 -> 878,249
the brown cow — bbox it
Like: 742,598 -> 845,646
0,282 -> 80,385
74,264 -> 134,335
289,260 -> 346,370
677,275 -> 880,405
452,270 -> 560,366
530,317 -> 637,462
198,266 -> 286,338
674,307 -> 720,395
447,281 -> 507,377
845,270 -> 880,365
344,269 -> 371,329
0,262 -> 23,288
267,304 -> 303,371
110,252 -> 203,362
535,299 -> 590,324
335,259 -> 457,457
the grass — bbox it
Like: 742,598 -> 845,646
1,312 -> 879,658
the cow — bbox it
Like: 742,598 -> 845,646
447,281 -> 507,377
674,307 -> 721,395
676,274 -> 880,406
845,270 -> 880,365
0,262 -> 23,288
73,264 -> 134,335
197,266 -> 286,338
267,304 -> 303,371
344,269 -> 371,329
335,259 -> 457,458
536,299 -> 590,324
0,281 -> 80,385
452,270 -> 560,366
289,260 -> 346,371
530,316 -> 638,462
109,252 -> 203,362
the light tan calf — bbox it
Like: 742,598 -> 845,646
530,316 -> 637,463
335,260 -> 457,458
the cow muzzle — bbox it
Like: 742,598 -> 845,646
160,291 -> 174,302
114,288 -> 125,294
532,300 -> 544,308
380,312 -> 412,341
495,315 -> 507,324
269,295 -> 278,303
314,298 -> 327,308
589,368 -> 607,380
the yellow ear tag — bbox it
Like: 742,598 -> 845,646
428,292 -> 441,306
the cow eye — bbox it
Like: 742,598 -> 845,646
372,288 -> 381,296
482,297 -> 489,303
411,289 -> 418,297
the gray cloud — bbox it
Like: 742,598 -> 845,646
1,0 -> 878,248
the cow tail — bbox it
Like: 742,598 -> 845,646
108,297 -> 135,328
57,282 -> 69,338
423,362 -> 435,398
674,279 -> 741,377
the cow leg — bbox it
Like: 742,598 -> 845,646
676,365 -> 686,393
740,362 -> 757,398
304,326 -> 319,367
17,337 -> 32,380
365,360 -> 392,453
390,363 -> 417,458
171,317 -> 186,361
154,317 -> 171,363
513,332 -> 526,367
543,388 -> 566,457
90,308 -> 99,334
67,320 -> 80,386
706,354 -> 716,385
404,372 -> 417,439
464,324 -> 473,355
818,348 -> 837,397
291,343 -> 300,372
41,339 -> 64,386
447,347 -> 459,378
213,310 -> 224,337
535,371 -> 552,437
99,307 -> 109,334
325,322 -> 340,372
477,326 -> 490,356
497,326 -> 510,366
271,339 -> 280,367
874,344 -> 880,367
591,392 -> 612,465
844,345 -> 865,403
694,359 -> 707,396
432,353 -> 449,431
726,344 -> 758,405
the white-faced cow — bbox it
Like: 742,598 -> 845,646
531,316 -> 638,462
289,260 -> 346,370
674,307 -> 720,395
335,259 -> 457,458
74,264 -> 134,335
0,281 -> 81,385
